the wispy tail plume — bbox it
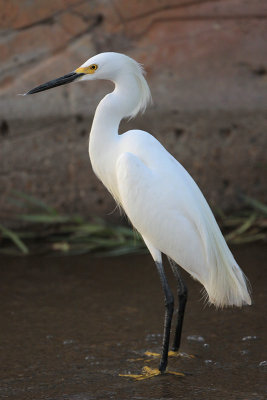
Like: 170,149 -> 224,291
204,227 -> 251,308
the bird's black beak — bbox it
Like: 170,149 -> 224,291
24,71 -> 85,95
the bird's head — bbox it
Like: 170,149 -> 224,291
24,52 -> 146,95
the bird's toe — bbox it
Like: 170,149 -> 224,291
119,366 -> 185,380
168,350 -> 195,359
144,350 -> 160,357
119,366 -> 161,380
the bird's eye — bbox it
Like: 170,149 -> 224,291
90,64 -> 98,71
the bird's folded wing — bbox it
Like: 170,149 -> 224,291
115,151 -> 209,282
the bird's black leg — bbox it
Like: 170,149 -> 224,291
155,261 -> 174,373
167,257 -> 188,352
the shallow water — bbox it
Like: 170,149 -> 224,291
0,245 -> 266,399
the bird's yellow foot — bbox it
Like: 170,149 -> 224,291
144,351 -> 161,357
119,366 -> 161,380
127,350 -> 195,364
119,366 -> 185,380
144,350 -> 194,359
127,351 -> 159,363
168,350 -> 195,359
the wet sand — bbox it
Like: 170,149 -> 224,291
0,244 -> 266,399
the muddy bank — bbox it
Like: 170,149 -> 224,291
0,244 -> 266,399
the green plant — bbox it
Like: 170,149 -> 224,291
0,192 -> 266,256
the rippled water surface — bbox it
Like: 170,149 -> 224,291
0,245 -> 266,399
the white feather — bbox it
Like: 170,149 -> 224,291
115,133 -> 251,308
126,60 -> 152,118
85,52 -> 251,308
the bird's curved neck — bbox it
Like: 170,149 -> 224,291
88,73 -> 142,195
89,73 -> 140,145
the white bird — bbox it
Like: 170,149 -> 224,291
25,52 -> 251,377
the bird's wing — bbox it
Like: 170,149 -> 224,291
115,150 -> 208,283
116,139 -> 250,307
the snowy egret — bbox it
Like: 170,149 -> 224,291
25,52 -> 251,377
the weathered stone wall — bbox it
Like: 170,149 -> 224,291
0,0 -> 266,223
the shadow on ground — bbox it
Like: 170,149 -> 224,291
0,244 -> 266,399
